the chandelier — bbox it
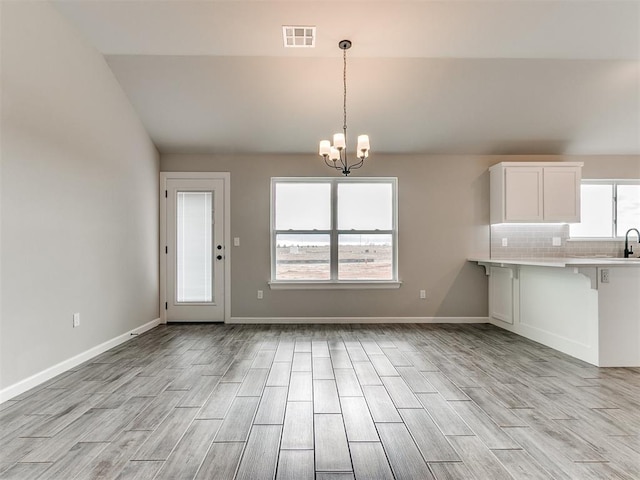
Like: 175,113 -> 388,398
318,40 -> 370,176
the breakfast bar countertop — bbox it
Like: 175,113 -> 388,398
468,256 -> 640,268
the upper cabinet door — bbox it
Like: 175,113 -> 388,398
543,166 -> 581,223
504,167 -> 544,222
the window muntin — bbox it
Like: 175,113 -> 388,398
569,181 -> 640,239
271,178 -> 398,282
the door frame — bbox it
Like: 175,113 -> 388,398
160,172 -> 231,323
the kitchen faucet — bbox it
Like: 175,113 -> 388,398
624,228 -> 640,258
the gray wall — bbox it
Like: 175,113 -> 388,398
161,153 -> 494,319
1,2 -> 159,390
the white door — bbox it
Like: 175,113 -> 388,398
161,174 -> 228,322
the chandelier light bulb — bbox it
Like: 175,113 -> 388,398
319,140 -> 331,156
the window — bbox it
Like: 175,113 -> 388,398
271,177 -> 398,285
569,181 -> 640,239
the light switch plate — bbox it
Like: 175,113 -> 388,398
552,237 -> 562,246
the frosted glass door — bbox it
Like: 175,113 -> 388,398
164,177 -> 225,322
176,192 -> 213,302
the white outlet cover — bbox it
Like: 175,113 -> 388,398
501,238 -> 508,247
234,237 -> 240,247
552,237 -> 562,246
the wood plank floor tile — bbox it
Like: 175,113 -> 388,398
197,382 -> 240,419
313,380 -> 341,414
131,407 -> 199,461
220,359 -> 253,382
334,369 -> 363,397
34,441 -> 108,480
266,362 -> 292,387
492,448 -> 556,480
416,393 -> 473,436
315,473 -> 355,480
330,349 -> 353,369
428,461 -> 475,480
461,386 -> 529,427
350,442 -> 395,480
312,341 -> 330,358
237,368 -> 269,397
449,400 -> 520,449
128,390 -> 186,430
360,340 -> 384,356
353,362 -> 382,386
381,376 -> 422,408
281,402 -> 313,449
362,385 -> 402,423
214,396 -> 260,442
313,357 -> 335,380
235,425 -> 282,480
194,442 -> 244,480
74,430 -> 151,480
0,462 -> 53,480
396,366 -> 437,393
254,386 -> 288,424
381,348 -> 412,367
399,408 -> 460,462
177,375 -> 221,408
315,414 -> 351,472
345,342 -> 368,362
341,397 -> 379,442
276,449 -> 314,480
369,354 -> 400,377
251,350 -> 276,369
447,435 -> 514,480
292,352 -> 312,372
421,372 -> 469,401
288,372 -> 313,401
376,422 -> 435,480
274,341 -> 295,362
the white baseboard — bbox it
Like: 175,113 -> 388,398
228,316 -> 489,324
0,318 -> 160,404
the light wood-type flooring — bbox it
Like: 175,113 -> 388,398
1,323 -> 639,480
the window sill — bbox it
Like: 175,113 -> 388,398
268,281 -> 402,290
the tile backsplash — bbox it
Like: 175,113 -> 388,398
490,224 -> 625,258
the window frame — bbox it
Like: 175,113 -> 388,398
269,177 -> 400,289
569,179 -> 640,240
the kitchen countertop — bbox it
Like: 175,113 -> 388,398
468,256 -> 640,268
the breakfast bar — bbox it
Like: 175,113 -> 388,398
470,257 -> 640,367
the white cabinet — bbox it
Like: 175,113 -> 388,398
490,162 -> 582,224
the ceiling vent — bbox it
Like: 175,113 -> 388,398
282,26 -> 316,48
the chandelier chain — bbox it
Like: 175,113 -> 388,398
343,46 -> 348,134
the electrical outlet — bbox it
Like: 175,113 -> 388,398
501,238 -> 508,247
234,237 -> 240,247
73,313 -> 80,328
552,237 -> 562,247
257,290 -> 263,299
600,269 -> 610,284
419,290 -> 426,299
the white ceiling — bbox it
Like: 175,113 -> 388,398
52,0 -> 640,155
